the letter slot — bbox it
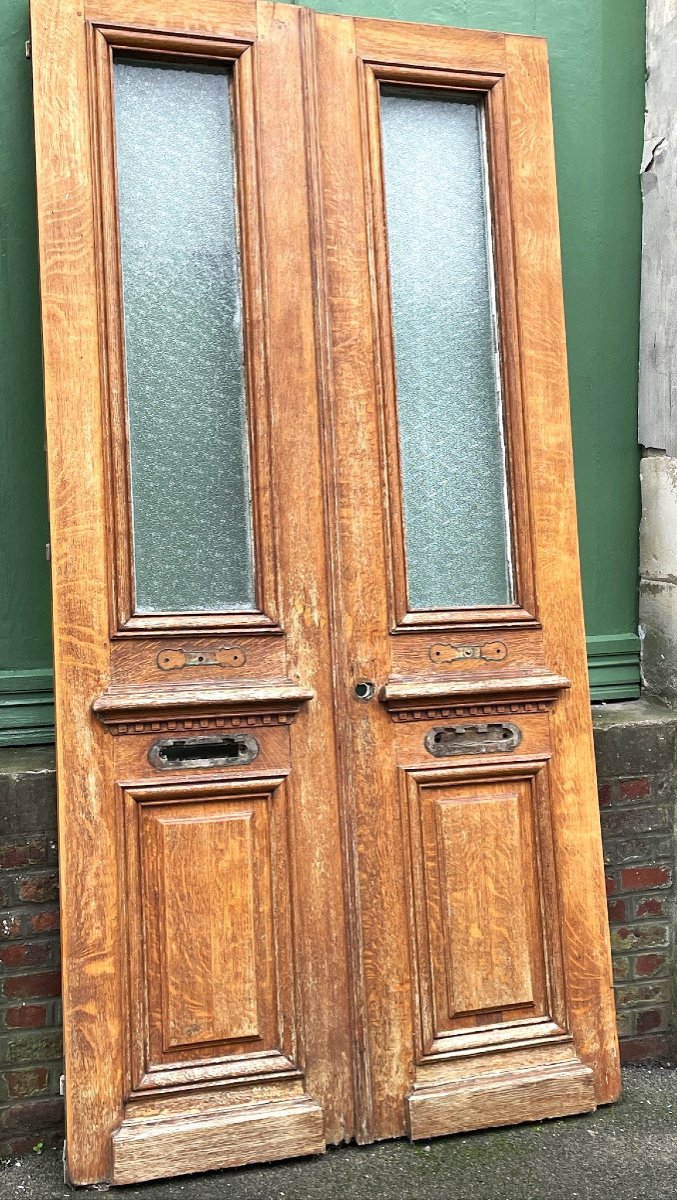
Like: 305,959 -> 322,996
149,733 -> 260,771
424,722 -> 522,758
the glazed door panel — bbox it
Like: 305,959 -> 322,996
310,10 -> 620,1143
32,0 -> 619,1187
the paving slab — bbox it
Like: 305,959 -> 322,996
1,1064 -> 675,1200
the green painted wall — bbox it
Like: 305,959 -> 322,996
0,0 -> 644,742
0,0 -> 53,744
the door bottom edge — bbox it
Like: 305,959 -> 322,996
111,1094 -> 326,1186
406,1059 -> 595,1141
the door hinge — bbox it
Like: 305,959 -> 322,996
46,542 -> 51,562
59,1073 -> 65,1096
25,39 -> 31,59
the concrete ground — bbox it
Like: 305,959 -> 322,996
1,1064 -> 676,1200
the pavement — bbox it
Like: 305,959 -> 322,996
1,1064 -> 675,1200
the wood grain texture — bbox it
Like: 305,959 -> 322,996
436,790 -> 534,1015
407,1062 -> 595,1141
126,780 -> 290,1083
403,762 -> 563,1061
31,0 -> 123,1183
157,811 -> 259,1047
503,33 -> 620,1102
112,1096 -> 325,1184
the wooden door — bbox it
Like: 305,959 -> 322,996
31,0 -> 619,1187
31,0 -> 355,1185
310,11 -> 620,1141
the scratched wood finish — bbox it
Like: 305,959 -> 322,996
407,1062 -> 596,1142
33,0 -> 618,1185
112,1097 -> 326,1185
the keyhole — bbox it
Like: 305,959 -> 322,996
354,680 -> 375,701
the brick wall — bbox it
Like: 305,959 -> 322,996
0,748 -> 63,1158
1,703 -> 676,1156
594,701 -> 677,1063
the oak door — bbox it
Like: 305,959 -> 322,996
310,13 -> 621,1142
32,0 -> 354,1185
32,0 -> 619,1187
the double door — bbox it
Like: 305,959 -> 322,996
32,0 -> 619,1185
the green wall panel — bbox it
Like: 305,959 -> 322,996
0,0 -> 644,742
0,2 -> 53,742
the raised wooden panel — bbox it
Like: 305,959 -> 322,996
403,760 -> 564,1057
157,810 -> 259,1048
436,788 -> 534,1015
123,775 -> 296,1090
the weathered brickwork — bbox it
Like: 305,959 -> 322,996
594,702 -> 677,1063
1,703 -> 676,1154
0,748 -> 62,1158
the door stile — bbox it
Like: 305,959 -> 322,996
501,35 -> 619,1099
250,2 -> 355,1147
299,6 -> 373,1141
32,0 -> 133,1182
311,11 -> 419,1141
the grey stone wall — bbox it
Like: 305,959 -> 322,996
639,1 -> 677,700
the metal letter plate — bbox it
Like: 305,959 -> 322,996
425,722 -> 522,757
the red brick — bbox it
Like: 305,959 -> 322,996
1,1097 -> 64,1133
620,864 -> 672,891
605,875 -> 616,896
3,1005 -> 48,1029
620,1034 -> 673,1062
16,874 -> 59,904
2,1068 -> 48,1099
620,778 -> 651,800
0,841 -> 46,870
636,1008 -> 666,1035
3,971 -> 61,999
29,909 -> 59,934
598,783 -> 612,807
636,896 -> 665,918
635,953 -> 668,978
607,899 -> 627,922
0,942 -> 50,969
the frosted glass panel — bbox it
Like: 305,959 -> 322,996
380,91 -> 512,610
114,60 -> 255,614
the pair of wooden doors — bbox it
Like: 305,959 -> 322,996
32,0 -> 619,1186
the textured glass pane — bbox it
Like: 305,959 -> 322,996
114,60 -> 255,614
380,91 -> 512,610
